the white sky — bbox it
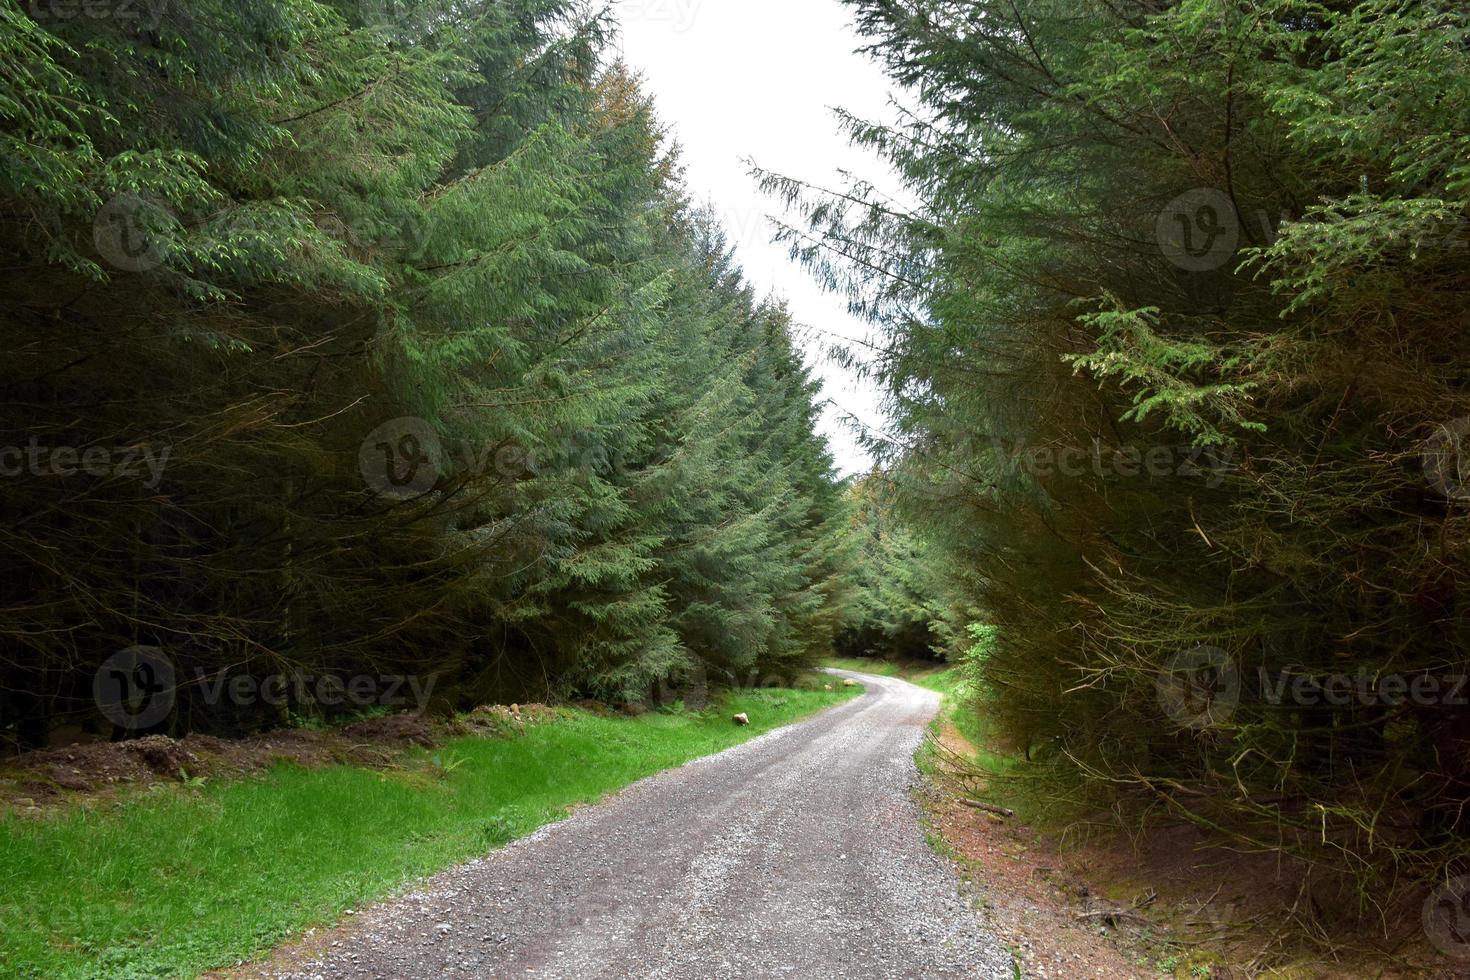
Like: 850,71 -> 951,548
612,0 -> 901,477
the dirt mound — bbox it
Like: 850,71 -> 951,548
123,734 -> 197,775
0,730 -> 330,806
341,714 -> 436,747
6,740 -> 168,799
1,704 -> 566,813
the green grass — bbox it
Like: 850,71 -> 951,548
908,666 -> 961,695
824,655 -> 953,687
0,687 -> 855,979
823,655 -> 911,677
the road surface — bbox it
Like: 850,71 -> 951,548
248,670 -> 1014,979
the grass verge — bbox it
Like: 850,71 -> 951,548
0,686 -> 855,979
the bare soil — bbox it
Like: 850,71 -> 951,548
920,717 -> 1463,979
0,704 -> 557,814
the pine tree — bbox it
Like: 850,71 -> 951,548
771,0 -> 1470,907
0,0 -> 850,739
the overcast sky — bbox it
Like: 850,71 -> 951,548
612,0 -> 901,477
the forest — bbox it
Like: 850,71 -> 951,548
770,0 -> 1470,931
3,0 -> 1470,971
1,0 -> 849,743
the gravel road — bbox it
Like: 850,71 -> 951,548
248,671 -> 1015,979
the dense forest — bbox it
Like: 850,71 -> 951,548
6,0 -> 1470,950
0,0 -> 850,744
772,0 -> 1470,918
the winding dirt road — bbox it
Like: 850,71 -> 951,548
247,671 -> 1014,979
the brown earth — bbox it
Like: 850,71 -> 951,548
0,703 -> 557,814
920,716 -> 1462,979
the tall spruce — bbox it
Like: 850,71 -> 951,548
768,0 -> 1470,910
0,0 -> 848,740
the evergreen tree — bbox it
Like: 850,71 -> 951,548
0,0 -> 849,740
771,0 -> 1470,907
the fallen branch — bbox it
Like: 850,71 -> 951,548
958,798 -> 1015,818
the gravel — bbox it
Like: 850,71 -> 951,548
248,670 -> 1015,979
